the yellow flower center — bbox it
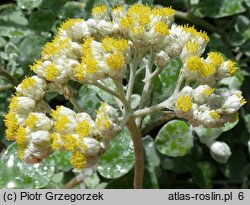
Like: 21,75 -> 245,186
70,151 -> 86,170
176,95 -> 192,112
154,22 -> 169,35
55,116 -> 69,132
209,110 -> 220,120
25,113 -> 38,128
106,53 -> 125,70
226,60 -> 237,75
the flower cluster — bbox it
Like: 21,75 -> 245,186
4,3 -> 246,169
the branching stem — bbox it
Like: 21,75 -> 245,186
127,117 -> 144,189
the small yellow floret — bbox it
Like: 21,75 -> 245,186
20,77 -> 36,90
202,87 -> 215,96
186,56 -> 203,72
102,37 -> 128,52
180,25 -> 209,42
70,151 -> 86,170
25,113 -> 38,128
16,126 -> 27,149
235,93 -> 247,105
50,133 -> 60,150
55,116 -> 69,132
81,38 -> 98,74
75,63 -> 85,81
226,60 -> 237,75
84,59 -> 98,74
51,106 -> 62,119
30,60 -> 42,72
9,97 -> 19,110
76,121 -> 90,137
63,134 -> 77,151
120,16 -> 133,28
106,53 -> 125,70
112,5 -> 123,13
176,95 -> 192,112
96,114 -> 110,129
128,4 -> 151,16
209,110 -> 221,120
92,5 -> 107,15
185,41 -> 198,52
45,63 -> 59,81
59,18 -> 82,31
208,52 -> 224,68
151,7 -> 175,17
154,22 -> 169,35
41,36 -> 70,59
4,112 -> 18,141
131,26 -> 144,35
200,62 -> 216,77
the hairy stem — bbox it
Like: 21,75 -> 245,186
127,117 -> 144,189
136,48 -> 155,126
126,57 -> 141,103
0,68 -> 19,86
63,174 -> 83,189
64,86 -> 82,112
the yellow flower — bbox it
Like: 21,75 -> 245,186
176,95 -> 192,112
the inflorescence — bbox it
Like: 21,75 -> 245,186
4,4 -> 246,170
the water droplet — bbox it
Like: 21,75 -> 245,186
7,181 -> 16,188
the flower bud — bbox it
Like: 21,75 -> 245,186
25,112 -> 52,131
16,76 -> 47,101
155,50 -> 170,68
209,141 -> 231,163
81,137 -> 101,156
28,130 -> 50,145
193,85 -> 214,104
221,92 -> 246,114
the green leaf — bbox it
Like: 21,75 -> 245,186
0,143 -> 55,188
222,151 -> 248,180
49,150 -> 72,172
62,2 -> 86,19
19,35 -> 46,67
155,120 -> 193,157
192,162 -> 216,188
194,126 -> 223,144
235,15 -> 250,40
40,0 -> 68,13
208,34 -> 233,58
171,145 -> 203,174
97,128 -> 135,179
17,0 -> 42,10
153,58 -> 182,104
0,36 -> 7,48
194,0 -> 246,18
78,85 -> 101,116
29,9 -> 56,32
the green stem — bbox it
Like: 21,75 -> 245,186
0,68 -> 19,86
0,84 -> 13,92
127,117 -> 144,189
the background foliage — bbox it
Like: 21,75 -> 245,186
0,0 -> 250,189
